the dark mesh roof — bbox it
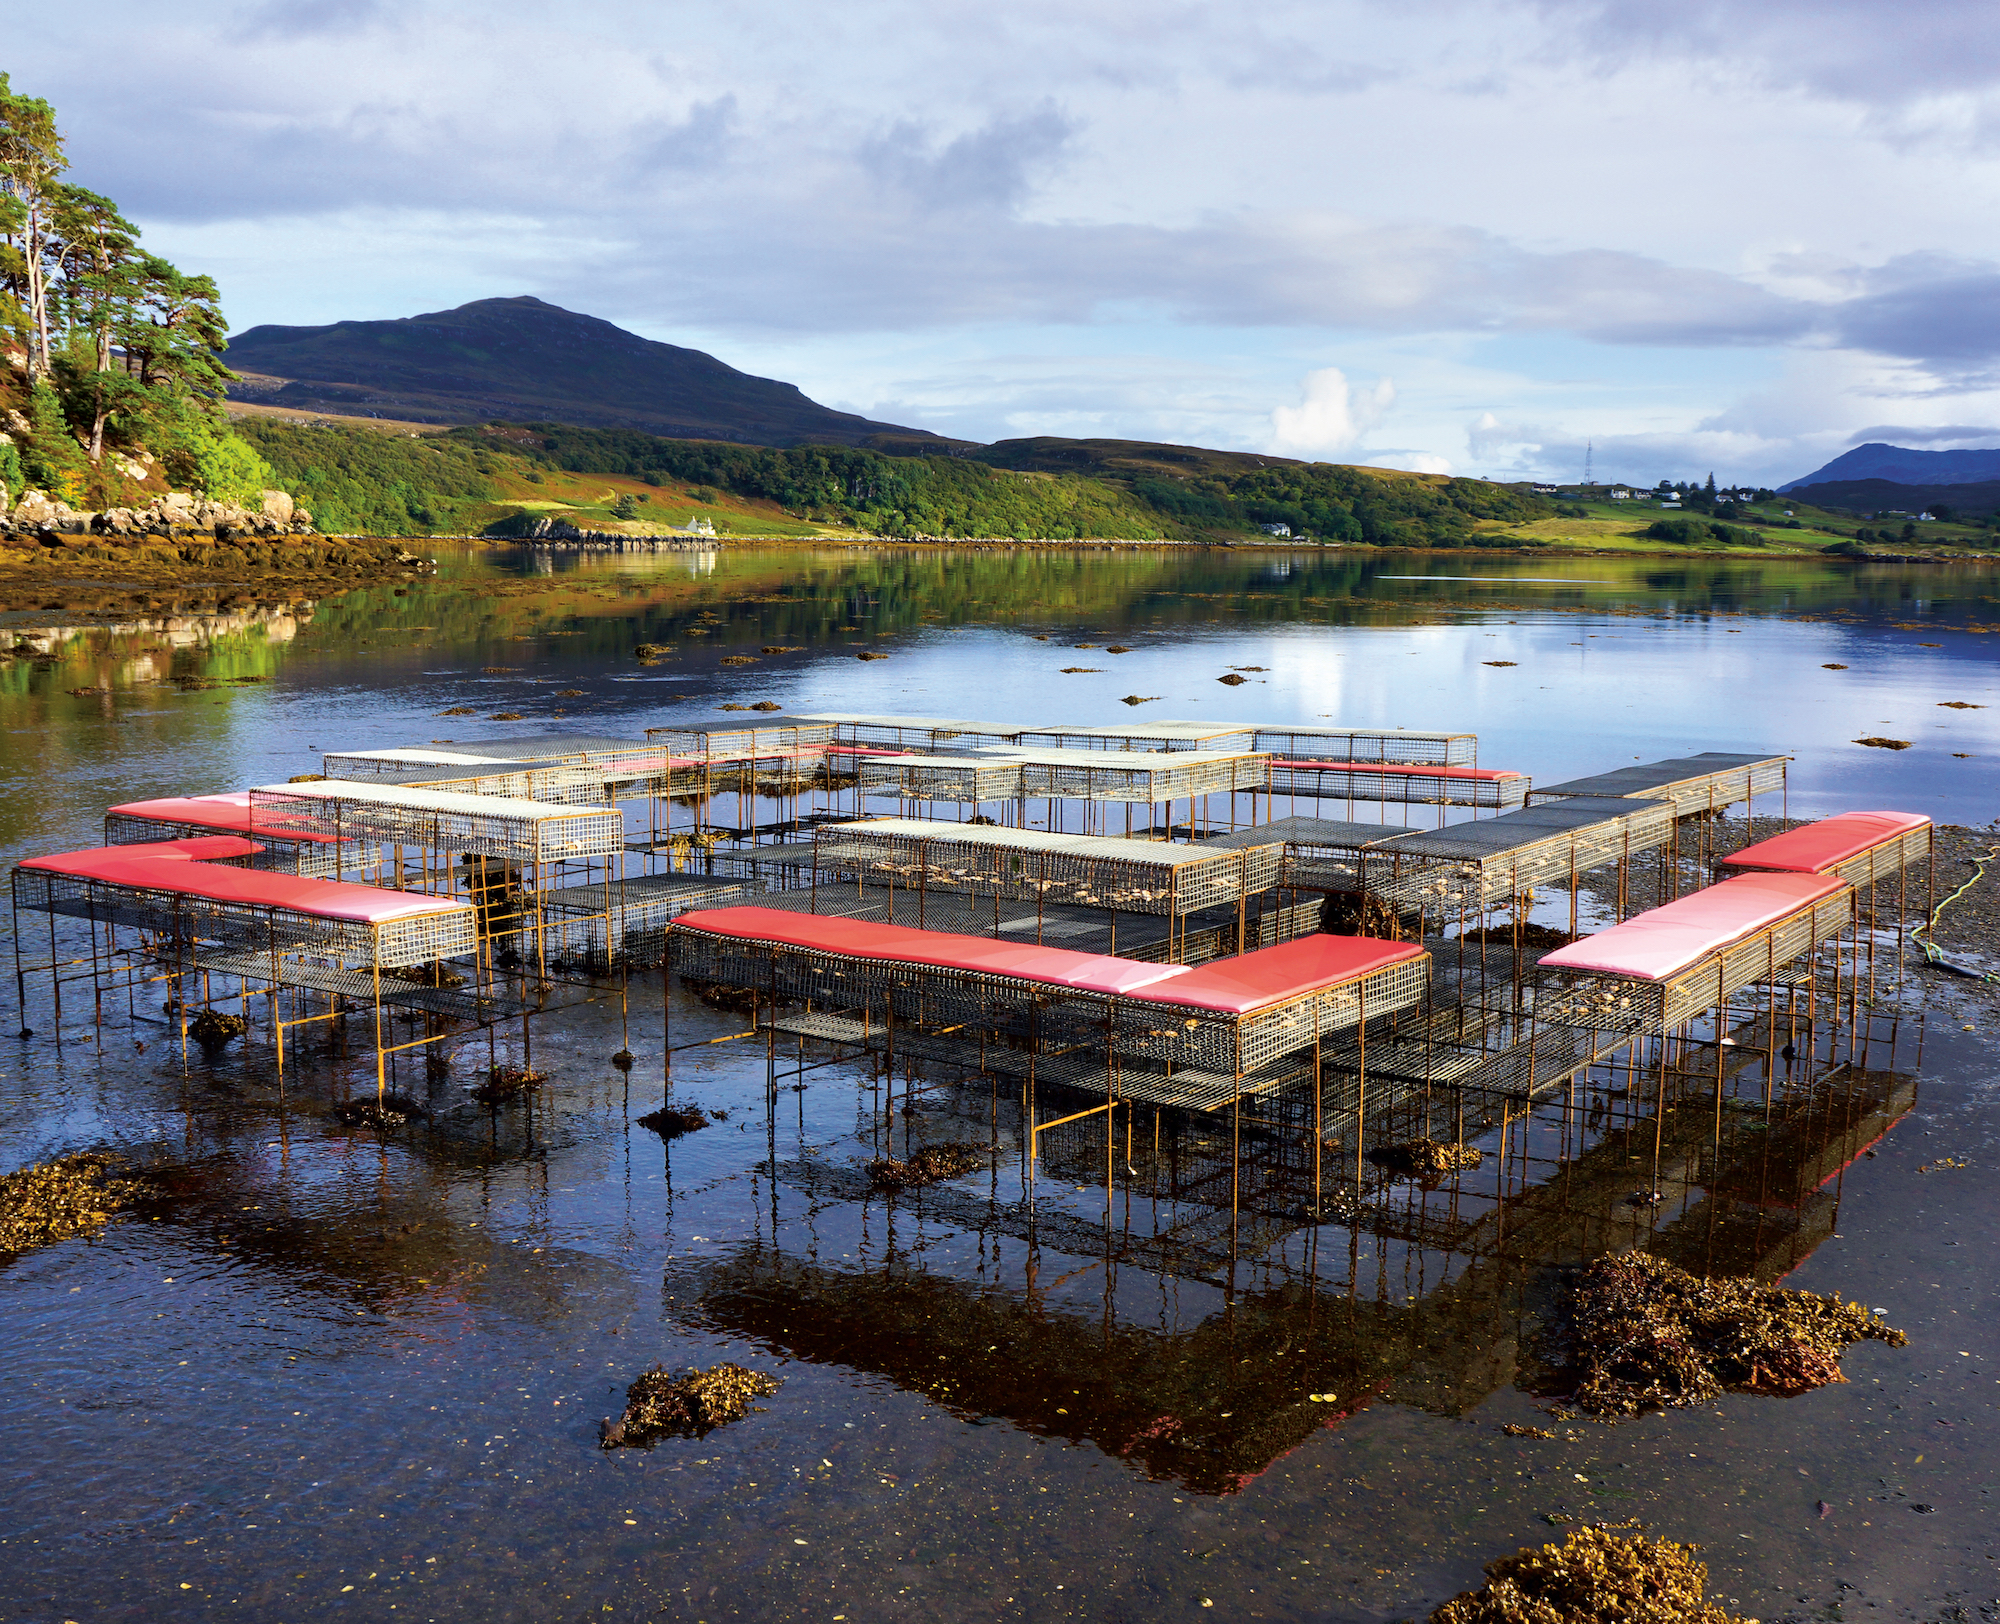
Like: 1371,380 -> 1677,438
1534,752 -> 1785,800
1369,796 -> 1651,859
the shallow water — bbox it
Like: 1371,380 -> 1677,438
2,545 -> 1998,1623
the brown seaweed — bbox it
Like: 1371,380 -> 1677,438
868,1142 -> 986,1190
599,1362 -> 780,1447
188,1008 -> 249,1046
1430,1524 -> 1751,1624
472,1065 -> 546,1105
0,1153 -> 143,1253
635,1102 -> 717,1138
1565,1251 -> 1906,1416
332,1093 -> 428,1129
1370,1139 -> 1485,1180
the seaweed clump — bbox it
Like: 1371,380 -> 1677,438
599,1363 -> 780,1447
383,962 -> 467,990
188,1008 -> 249,1046
1370,1139 -> 1485,1180
868,1142 -> 986,1190
0,1153 -> 143,1253
1565,1251 -> 1906,1416
635,1102 -> 719,1139
473,1065 -> 546,1105
1429,1524 -> 1751,1624
332,1093 -> 429,1129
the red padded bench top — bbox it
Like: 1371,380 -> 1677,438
19,840 -> 471,925
1537,871 -> 1848,983
107,793 -> 347,844
1719,811 -> 1930,875
672,906 -> 1423,1014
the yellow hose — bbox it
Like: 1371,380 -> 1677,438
1913,843 -> 2000,978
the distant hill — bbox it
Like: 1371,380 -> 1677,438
1780,442 -> 2000,491
1784,476 -> 2000,518
225,296 -> 945,448
967,437 -> 1308,479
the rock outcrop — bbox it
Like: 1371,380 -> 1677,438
2,488 -> 316,541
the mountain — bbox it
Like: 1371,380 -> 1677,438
224,296 -> 944,448
1779,441 -> 2000,491
1782,477 -> 2000,517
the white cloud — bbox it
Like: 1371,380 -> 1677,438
1268,368 -> 1396,456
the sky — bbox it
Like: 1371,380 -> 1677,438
15,0 -> 2000,485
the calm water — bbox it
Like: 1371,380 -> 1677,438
1,545 -> 1997,1623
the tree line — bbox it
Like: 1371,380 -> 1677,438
0,75 -> 271,507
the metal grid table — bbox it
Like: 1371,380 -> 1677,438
1529,752 -> 1790,816
1265,761 -> 1528,810
1201,817 -> 1420,894
788,713 -> 1028,750
670,916 -> 1431,1095
1361,796 -> 1677,910
1251,727 -> 1478,767
810,818 -> 1282,916
247,782 -> 627,863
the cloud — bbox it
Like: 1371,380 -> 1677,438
859,105 -> 1079,213
1844,422 -> 2000,445
1526,0 -> 2000,108
1269,368 -> 1395,455
237,0 -> 384,41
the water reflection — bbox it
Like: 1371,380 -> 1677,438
674,1005 -> 1914,1496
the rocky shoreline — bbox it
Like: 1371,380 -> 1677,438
0,485 -> 432,607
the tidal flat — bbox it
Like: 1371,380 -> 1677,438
1,544 -> 1996,1623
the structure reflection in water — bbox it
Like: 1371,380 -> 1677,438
676,1003 -> 1914,1496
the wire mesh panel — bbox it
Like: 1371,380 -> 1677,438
1200,817 -> 1411,894
247,782 -> 626,863
11,867 -> 478,967
1251,727 -> 1477,767
1015,722 -> 1258,752
1265,762 -> 1529,810
1362,796 -> 1676,910
811,818 -> 1282,915
788,713 -> 1028,750
1529,752 -> 1790,815
855,753 -> 1031,802
645,722 -> 838,759
980,747 -> 1273,803
321,748 -> 528,779
1535,883 -> 1855,1033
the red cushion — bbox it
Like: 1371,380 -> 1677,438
1120,935 -> 1426,1013
22,836 -> 265,873
18,841 -> 467,924
672,907 -> 1417,1010
1539,871 -> 1848,982
1719,811 -> 1931,875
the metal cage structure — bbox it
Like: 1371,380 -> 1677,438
103,798 -> 358,878
247,782 -> 626,865
1264,761 -> 1529,812
1529,752 -> 1790,818
1198,817 -> 1412,895
1251,727 -> 1478,767
10,859 -> 479,969
809,818 -> 1283,917
780,714 -> 1020,751
1534,881 -> 1857,1034
669,910 -> 1431,1106
1361,796 -> 1677,913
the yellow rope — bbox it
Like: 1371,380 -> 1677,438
1913,843 -> 2000,977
